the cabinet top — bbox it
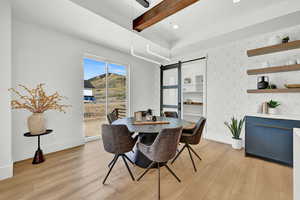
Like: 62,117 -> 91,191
247,113 -> 300,121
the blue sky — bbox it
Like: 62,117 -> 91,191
84,58 -> 126,80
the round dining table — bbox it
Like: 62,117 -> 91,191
112,116 -> 194,168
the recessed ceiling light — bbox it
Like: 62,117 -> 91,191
233,0 -> 241,3
172,24 -> 179,29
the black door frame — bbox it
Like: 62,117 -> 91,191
160,57 -> 207,118
160,61 -> 182,117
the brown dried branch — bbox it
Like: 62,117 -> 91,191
9,84 -> 71,113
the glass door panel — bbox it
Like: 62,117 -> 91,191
163,68 -> 178,86
107,63 -> 127,118
83,58 -> 107,137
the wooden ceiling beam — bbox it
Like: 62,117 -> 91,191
133,0 -> 199,32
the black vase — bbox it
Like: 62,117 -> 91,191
257,76 -> 269,89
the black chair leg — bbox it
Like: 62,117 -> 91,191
171,144 -> 187,164
188,145 -> 202,161
103,155 -> 119,184
122,155 -> 135,181
123,154 -> 134,165
137,161 -> 155,181
164,164 -> 181,182
108,155 -> 118,168
187,146 -> 197,172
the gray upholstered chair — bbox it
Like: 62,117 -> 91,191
136,127 -> 183,200
101,124 -> 137,184
164,111 -> 178,118
171,117 -> 206,172
107,109 -> 118,124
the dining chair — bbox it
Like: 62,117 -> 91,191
101,124 -> 137,184
164,111 -> 178,118
107,109 -> 118,124
171,117 -> 206,172
136,127 -> 183,200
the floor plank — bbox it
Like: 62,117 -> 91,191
0,139 -> 293,200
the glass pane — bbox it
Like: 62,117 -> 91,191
107,63 -> 127,118
83,58 -> 107,137
163,88 -> 178,106
163,68 -> 178,86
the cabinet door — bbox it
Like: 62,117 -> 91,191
255,123 -> 293,165
246,121 -> 271,158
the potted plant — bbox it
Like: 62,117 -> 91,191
9,84 -> 70,135
225,117 -> 245,150
267,100 -> 280,115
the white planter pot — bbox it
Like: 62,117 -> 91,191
27,113 -> 46,135
268,108 -> 278,115
232,138 -> 242,150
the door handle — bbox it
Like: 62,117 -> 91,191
254,123 -> 292,131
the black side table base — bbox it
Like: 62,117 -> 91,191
32,148 -> 45,164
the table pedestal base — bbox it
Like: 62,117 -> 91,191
32,148 -> 45,164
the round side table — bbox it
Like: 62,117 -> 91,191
24,130 -> 53,164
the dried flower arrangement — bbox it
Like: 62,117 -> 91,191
9,84 -> 71,113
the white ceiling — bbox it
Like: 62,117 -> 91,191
70,0 -> 300,51
12,0 -> 300,62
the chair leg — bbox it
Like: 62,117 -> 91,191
103,155 -> 119,184
171,144 -> 187,164
164,164 -> 181,183
108,155 -> 118,168
187,146 -> 197,172
158,162 -> 160,200
121,155 -> 135,181
137,161 -> 155,181
123,154 -> 134,165
188,145 -> 202,161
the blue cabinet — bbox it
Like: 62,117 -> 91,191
245,116 -> 300,166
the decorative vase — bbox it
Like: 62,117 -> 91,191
268,108 -> 278,115
232,138 -> 242,150
27,113 -> 46,135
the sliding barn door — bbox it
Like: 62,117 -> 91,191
160,62 -> 182,117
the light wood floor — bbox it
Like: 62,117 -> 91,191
0,139 -> 293,200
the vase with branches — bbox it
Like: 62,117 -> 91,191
224,117 -> 245,149
9,84 -> 71,134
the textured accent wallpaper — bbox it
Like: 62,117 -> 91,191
190,25 -> 300,144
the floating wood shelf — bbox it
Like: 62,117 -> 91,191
247,40 -> 300,57
247,64 -> 300,75
247,88 -> 300,93
183,102 -> 203,105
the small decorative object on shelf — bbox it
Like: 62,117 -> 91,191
267,100 -> 280,115
257,76 -> 269,89
286,60 -> 297,65
225,117 -> 245,150
297,58 -> 300,64
262,102 -> 268,114
282,36 -> 290,43
9,84 -> 71,135
267,84 -> 277,89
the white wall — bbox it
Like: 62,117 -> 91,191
173,24 -> 300,145
0,0 -> 13,180
12,20 -> 160,162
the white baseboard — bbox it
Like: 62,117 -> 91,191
0,163 -> 13,181
13,139 -> 85,162
85,135 -> 101,143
